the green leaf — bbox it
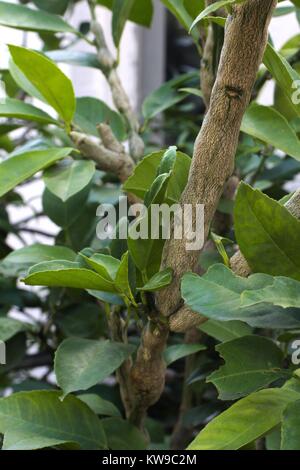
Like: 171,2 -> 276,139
97,0 -> 153,27
142,72 -> 198,121
179,87 -> 203,98
183,0 -> 205,19
55,302 -> 107,339
74,97 -> 126,141
208,335 -> 286,400
128,174 -> 170,276
115,251 -> 135,302
9,45 -> 76,126
199,319 -> 252,343
0,318 -> 30,342
23,260 -> 117,292
182,264 -> 300,329
47,50 -> 100,69
87,289 -> 125,306
0,244 -> 76,278
281,400 -> 300,450
164,343 -> 206,366
112,0 -> 135,47
0,147 -> 73,198
0,1 -> 75,33
32,0 -> 69,15
82,253 -> 120,281
241,104 -> 300,161
235,182 -> 300,280
54,338 -> 135,398
43,160 -> 96,202
137,268 -> 173,292
102,418 -> 147,450
0,98 -> 58,125
188,388 -> 299,450
9,58 -> 45,103
190,0 -> 245,30
123,149 -> 191,203
78,394 -> 121,417
161,0 -> 194,30
42,186 -> 90,229
242,276 -> 300,310
0,391 -> 107,450
264,43 -> 300,119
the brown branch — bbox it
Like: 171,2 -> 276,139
128,0 -> 278,427
91,20 -> 144,161
109,310 -> 133,418
156,0 -> 277,318
70,130 -> 134,183
129,321 -> 169,429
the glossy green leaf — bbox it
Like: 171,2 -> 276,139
182,264 -> 300,329
0,318 -> 30,342
161,0 -> 193,30
78,394 -> 121,417
242,275 -> 300,310
235,183 -> 300,280
9,58 -> 45,103
208,335 -> 286,400
47,50 -> 100,69
33,0 -> 69,15
23,260 -> 116,292
55,338 -> 135,398
190,0 -> 244,30
164,343 -> 206,366
74,97 -> 126,141
137,268 -> 173,292
142,72 -> 198,121
115,251 -> 135,301
0,147 -> 73,198
9,45 -> 76,126
188,388 -> 299,450
128,174 -> 170,276
0,1 -> 75,33
87,289 -> 125,306
42,186 -> 90,229
0,244 -> 76,278
123,149 -> 191,203
0,98 -> 58,125
199,319 -> 252,343
102,418 -> 147,450
281,400 -> 300,449
183,0 -> 205,18
97,0 -> 153,27
112,0 -> 135,47
55,303 -> 107,339
241,104 -> 300,160
0,391 -> 107,450
43,160 -> 96,202
82,253 -> 120,281
264,43 -> 300,119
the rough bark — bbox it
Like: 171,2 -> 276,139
156,0 -> 277,318
128,0 -> 278,427
71,129 -> 134,183
91,21 -> 144,161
